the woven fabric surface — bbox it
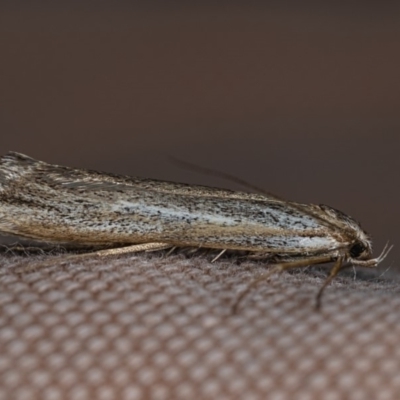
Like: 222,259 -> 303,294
1,251 -> 400,400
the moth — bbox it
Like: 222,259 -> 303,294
0,152 -> 391,308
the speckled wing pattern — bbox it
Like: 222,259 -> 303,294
0,152 -> 364,254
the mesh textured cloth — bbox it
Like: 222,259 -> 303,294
1,251 -> 400,400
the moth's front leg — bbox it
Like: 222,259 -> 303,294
233,254 -> 335,313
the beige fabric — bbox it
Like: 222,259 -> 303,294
1,252 -> 400,400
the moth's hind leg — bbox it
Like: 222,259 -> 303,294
17,242 -> 172,272
232,254 -> 333,313
91,242 -> 172,257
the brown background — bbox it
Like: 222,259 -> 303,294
1,2 -> 399,276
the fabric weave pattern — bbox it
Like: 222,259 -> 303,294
0,253 -> 399,400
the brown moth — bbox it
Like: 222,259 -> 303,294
0,152 -> 391,309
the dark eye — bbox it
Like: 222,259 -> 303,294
350,242 -> 366,258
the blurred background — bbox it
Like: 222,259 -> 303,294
1,2 -> 399,275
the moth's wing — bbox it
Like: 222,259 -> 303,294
0,152 -> 355,253
0,152 -> 288,204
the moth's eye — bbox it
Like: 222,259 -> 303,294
350,242 -> 366,258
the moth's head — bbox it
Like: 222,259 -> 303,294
318,204 -> 373,261
348,235 -> 373,260
341,215 -> 373,261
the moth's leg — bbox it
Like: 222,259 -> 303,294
315,257 -> 344,310
211,249 -> 227,263
91,242 -> 171,257
232,255 -> 333,313
13,242 -> 173,273
165,246 -> 178,257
